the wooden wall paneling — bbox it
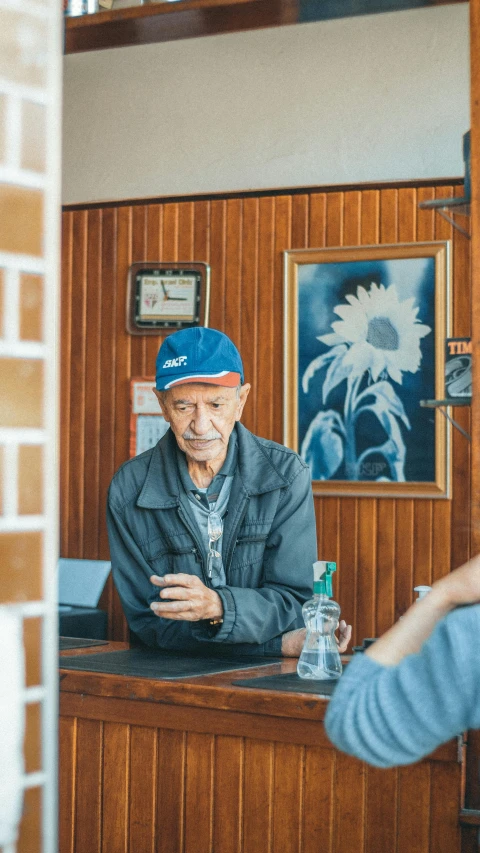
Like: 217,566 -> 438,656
184,731 -> 214,853
213,735 -> 244,853
397,186 -> 417,241
97,207 -> 118,629
394,497 -> 414,621
291,194 -> 309,250
243,738 -> 274,853
325,192 -> 343,248
112,206 -> 133,640
429,761 -> 462,853
224,199 -> 243,354
68,210 -> 88,556
83,209 -> 102,558
308,192 -> 327,247
257,196 -> 276,440
396,763 -> 431,853
360,189 -> 380,245
343,190 -> 362,247
75,718 -> 103,853
332,751 -> 366,853
60,211 -> 73,556
273,195 -> 292,448
129,725 -> 157,853
356,499 -> 377,642
98,207 -> 117,562
364,766 -> 398,853
58,715 -> 76,853
102,722 -> 130,853
301,746 -> 334,853
272,742 -> 303,853
379,187 -> 398,244
114,206 -> 132,471
193,199 -> 211,364
337,498 -> 357,637
156,729 -> 186,853
209,200 -> 227,332
240,196 -> 259,436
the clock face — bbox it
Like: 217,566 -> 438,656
135,270 -> 200,327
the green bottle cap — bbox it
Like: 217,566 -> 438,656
313,561 -> 336,596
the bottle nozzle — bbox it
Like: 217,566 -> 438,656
313,561 -> 336,596
414,585 -> 432,601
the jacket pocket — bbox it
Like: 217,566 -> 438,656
228,534 -> 268,583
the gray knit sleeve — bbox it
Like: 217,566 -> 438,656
324,604 -> 480,767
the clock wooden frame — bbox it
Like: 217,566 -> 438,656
126,261 -> 210,335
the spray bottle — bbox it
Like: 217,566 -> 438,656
297,561 -> 342,681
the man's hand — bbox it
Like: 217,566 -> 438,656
149,573 -> 224,622
281,620 -> 352,657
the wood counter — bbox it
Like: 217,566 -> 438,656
59,643 -> 464,853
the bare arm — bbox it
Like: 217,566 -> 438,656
367,554 -> 480,666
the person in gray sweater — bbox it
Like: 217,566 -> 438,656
325,554 -> 480,767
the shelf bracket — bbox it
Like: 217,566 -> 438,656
436,406 -> 471,441
420,399 -> 471,441
434,207 -> 470,239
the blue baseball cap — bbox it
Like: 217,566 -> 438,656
155,327 -> 244,391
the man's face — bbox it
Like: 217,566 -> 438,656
154,382 -> 250,465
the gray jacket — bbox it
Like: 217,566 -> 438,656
106,423 -> 317,656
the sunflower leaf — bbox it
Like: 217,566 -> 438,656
322,353 -> 352,404
301,345 -> 347,394
356,404 -> 408,481
300,409 -> 345,480
354,380 -> 410,430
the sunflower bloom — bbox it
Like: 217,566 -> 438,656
319,283 -> 431,384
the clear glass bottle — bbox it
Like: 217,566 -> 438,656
297,561 -> 342,681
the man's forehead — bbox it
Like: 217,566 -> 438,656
168,383 -> 236,402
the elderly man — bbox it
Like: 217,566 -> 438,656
107,327 -> 350,657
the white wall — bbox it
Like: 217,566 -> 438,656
62,3 -> 470,205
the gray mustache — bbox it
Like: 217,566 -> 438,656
182,430 -> 222,441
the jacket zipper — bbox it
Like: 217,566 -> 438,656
224,498 -> 249,581
177,504 -> 211,587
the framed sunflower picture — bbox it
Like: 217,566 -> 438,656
284,242 -> 451,498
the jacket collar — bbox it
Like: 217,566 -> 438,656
137,423 -> 288,509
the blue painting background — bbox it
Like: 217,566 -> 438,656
297,257 -> 436,483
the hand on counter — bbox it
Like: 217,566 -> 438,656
281,620 -> 352,657
149,573 -> 224,622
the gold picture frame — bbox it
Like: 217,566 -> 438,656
284,242 -> 451,498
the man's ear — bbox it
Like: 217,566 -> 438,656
235,383 -> 251,421
153,388 -> 171,422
